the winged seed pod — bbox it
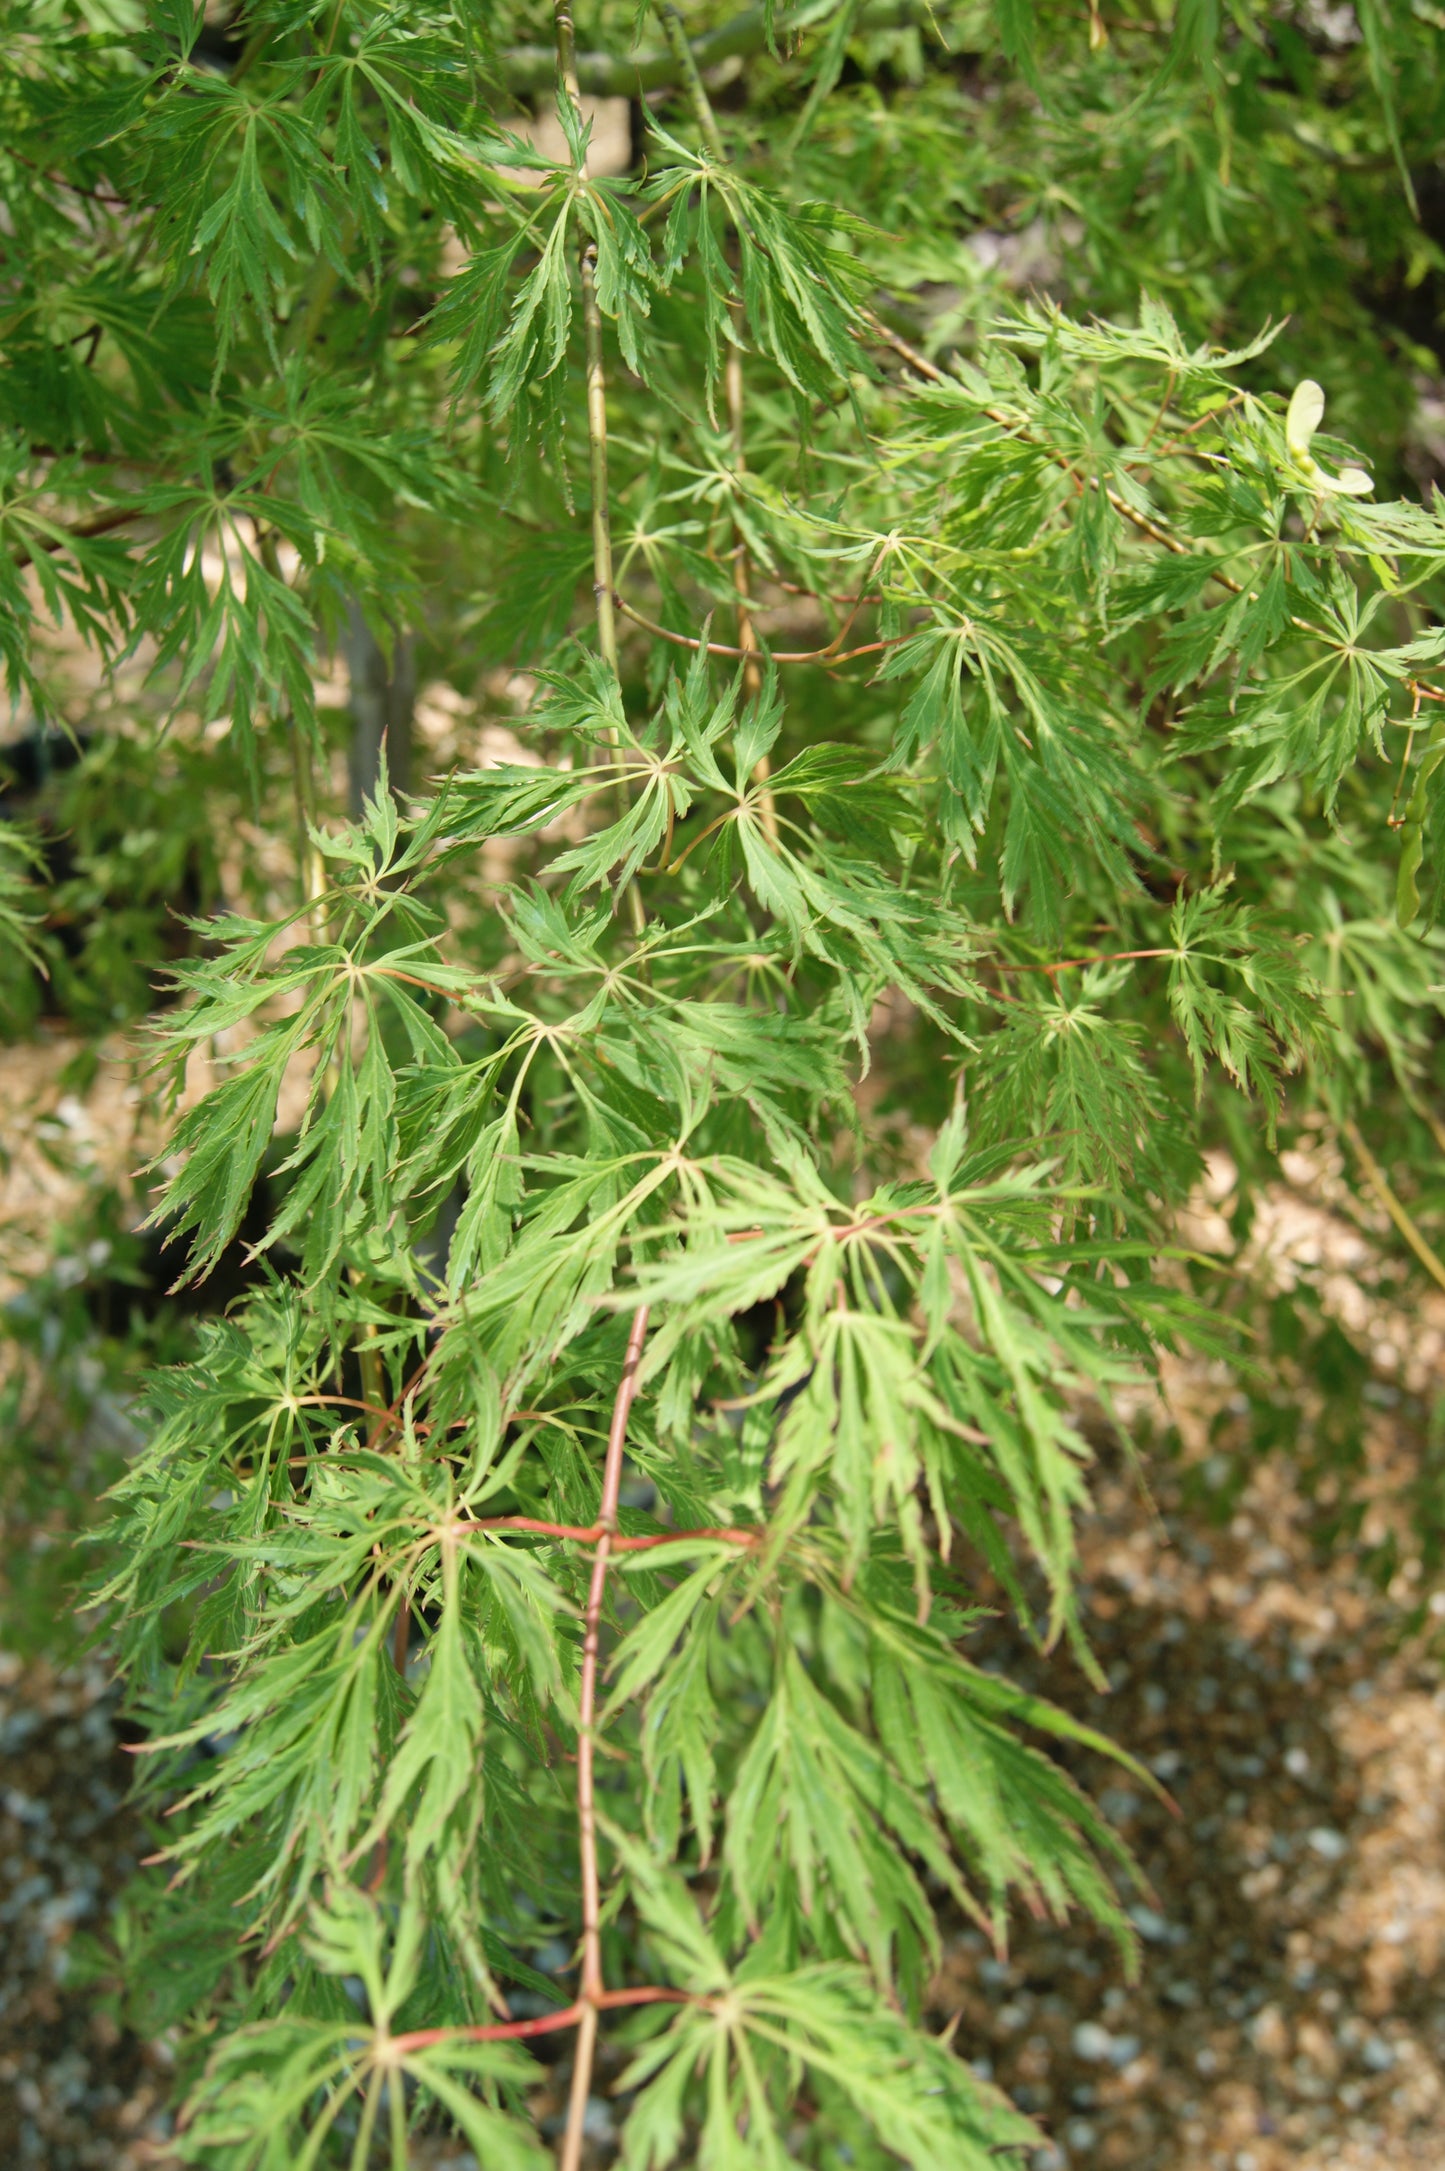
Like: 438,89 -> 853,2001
1285,376 -> 1374,496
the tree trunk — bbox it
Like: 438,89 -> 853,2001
344,603 -> 414,816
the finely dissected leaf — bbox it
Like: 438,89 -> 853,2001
14,2 -> 1440,2162
363,1542 -> 484,1873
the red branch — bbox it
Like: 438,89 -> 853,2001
387,1983 -> 690,2056
467,1513 -> 757,1550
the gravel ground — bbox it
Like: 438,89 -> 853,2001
934,1439 -> 1445,2171
0,1652 -> 175,2167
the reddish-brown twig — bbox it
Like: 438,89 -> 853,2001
561,1303 -> 651,2171
465,1513 -> 757,1550
387,1983 -> 690,2057
987,946 -> 1173,976
774,573 -> 885,607
1131,392 -> 1246,467
613,590 -> 902,667
287,1392 -> 395,1421
863,308 -> 1445,711
865,312 -> 1197,564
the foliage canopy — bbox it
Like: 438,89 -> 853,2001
3,0 -> 1445,2164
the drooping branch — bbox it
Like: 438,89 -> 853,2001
580,241 -> 624,690
614,588 -> 902,665
864,308 -> 1445,692
869,304 -> 1342,641
557,0 -> 647,936
561,1302 -> 651,2171
656,2 -> 779,841
1343,1116 -> 1445,1296
8,503 -> 138,569
864,311 -> 1198,564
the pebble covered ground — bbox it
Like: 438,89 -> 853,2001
933,1441 -> 1445,2171
0,1652 -> 174,2167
